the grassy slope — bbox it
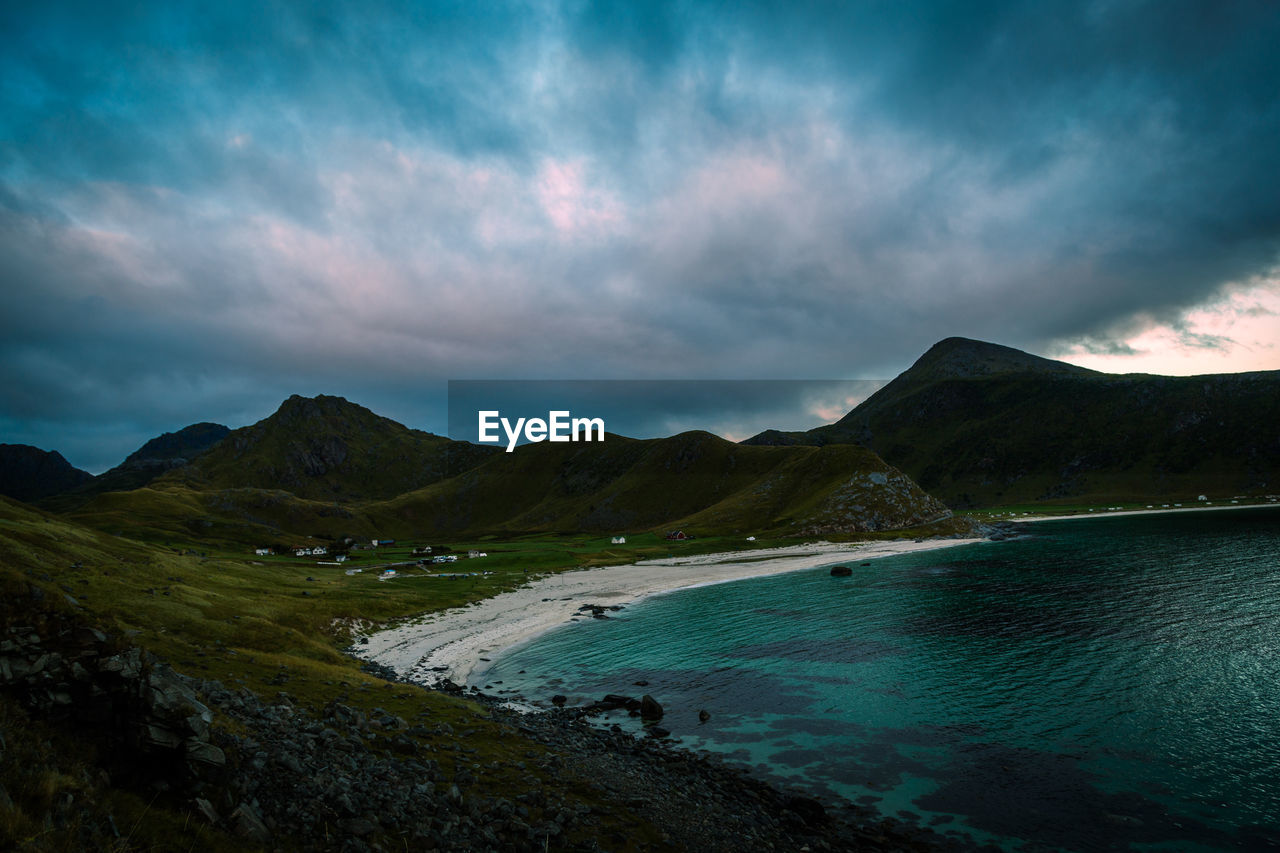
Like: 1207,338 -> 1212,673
64,429 -> 952,548
367,430 -> 950,538
1,497 -> 705,850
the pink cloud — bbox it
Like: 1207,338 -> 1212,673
1051,275 -> 1280,375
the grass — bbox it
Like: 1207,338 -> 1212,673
16,494 -> 933,851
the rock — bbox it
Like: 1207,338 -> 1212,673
784,794 -> 827,826
602,693 -> 632,705
342,817 -> 377,837
184,739 -> 226,769
142,723 -> 184,750
698,709 -> 711,723
192,797 -> 220,825
640,694 -> 663,720
230,802 -> 272,844
830,566 -> 852,577
647,726 -> 670,738
550,694 -> 567,707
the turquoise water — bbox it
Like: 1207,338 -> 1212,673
479,508 -> 1280,850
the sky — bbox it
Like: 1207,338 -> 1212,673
2,1 -> 1279,472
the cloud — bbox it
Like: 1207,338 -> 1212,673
1,1 -> 1279,468
1049,274 -> 1280,375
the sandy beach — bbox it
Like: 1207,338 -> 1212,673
357,502 -> 1280,689
358,536 -> 982,687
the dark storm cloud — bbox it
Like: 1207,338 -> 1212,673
1,0 -> 1278,469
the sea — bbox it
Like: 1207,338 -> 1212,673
476,508 -> 1280,851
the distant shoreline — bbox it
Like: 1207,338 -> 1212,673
357,535 -> 983,688
1013,500 -> 1280,524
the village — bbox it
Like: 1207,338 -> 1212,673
248,537 -> 495,583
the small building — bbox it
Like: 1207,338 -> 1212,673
665,530 -> 688,540
254,548 -> 273,556
1198,495 -> 1208,501
295,548 -> 311,557
335,554 -> 347,563
611,536 -> 626,544
468,550 -> 487,558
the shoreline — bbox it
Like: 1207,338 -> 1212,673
356,501 -> 1280,689
357,536 -> 983,687
1012,500 -> 1279,524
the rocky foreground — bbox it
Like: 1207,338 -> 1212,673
0,599 -> 993,852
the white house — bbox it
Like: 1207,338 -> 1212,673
335,554 -> 347,563
254,548 -> 273,556
611,536 -> 626,544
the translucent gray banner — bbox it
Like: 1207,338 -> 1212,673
446,379 -> 886,448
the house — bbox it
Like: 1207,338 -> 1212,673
412,546 -> 433,556
312,546 -> 327,556
295,548 -> 311,557
665,530 -> 688,540
611,536 -> 626,544
467,550 -> 487,558
254,548 -> 273,556
335,554 -> 347,563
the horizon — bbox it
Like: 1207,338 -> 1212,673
3,3 -> 1279,471
20,335 -> 1280,475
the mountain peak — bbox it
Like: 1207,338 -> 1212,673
906,337 -> 1096,381
123,422 -> 229,467
0,444 -> 93,502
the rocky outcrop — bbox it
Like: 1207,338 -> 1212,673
0,619 -> 225,787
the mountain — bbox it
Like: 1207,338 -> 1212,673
62,399 -> 953,543
0,444 -> 93,502
159,394 -> 497,502
746,337 -> 1280,507
40,422 -> 231,510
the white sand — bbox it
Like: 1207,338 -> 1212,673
357,537 -> 982,687
357,502 -> 1280,688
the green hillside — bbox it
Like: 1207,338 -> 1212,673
369,430 -> 951,537
746,337 -> 1280,507
57,396 -> 951,545
161,394 -> 497,502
